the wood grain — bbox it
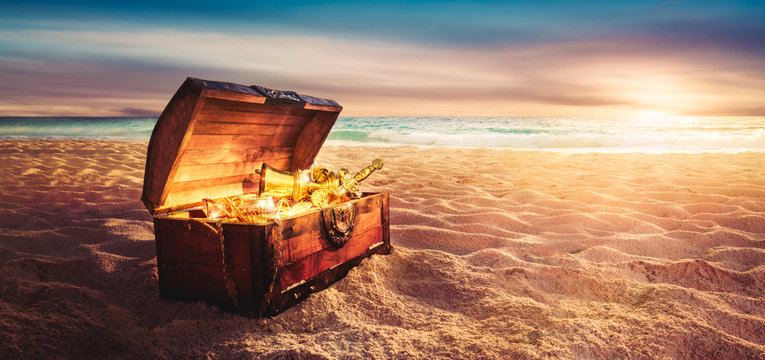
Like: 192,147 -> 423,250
268,237 -> 387,316
196,111 -> 314,127
291,111 -> 340,170
155,219 -> 267,313
185,133 -> 299,150
157,99 -> 207,210
201,88 -> 267,104
279,226 -> 383,289
199,97 -> 318,118
178,147 -> 293,166
154,218 -> 253,269
158,260 -> 254,312
167,173 -> 258,192
381,192 -> 391,254
173,161 -> 265,182
163,178 -> 260,208
192,122 -> 303,136
304,103 -> 343,112
279,205 -> 382,264
142,78 -> 203,212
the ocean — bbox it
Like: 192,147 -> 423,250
1,116 -> 764,153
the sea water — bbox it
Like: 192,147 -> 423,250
0,117 -> 156,142
1,116 -> 764,153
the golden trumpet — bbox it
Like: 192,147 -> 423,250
257,164 -> 312,201
257,159 -> 384,205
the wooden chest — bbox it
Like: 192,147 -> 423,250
141,78 -> 390,316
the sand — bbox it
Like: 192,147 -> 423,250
0,140 -> 763,359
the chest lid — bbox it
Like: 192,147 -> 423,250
141,77 -> 342,215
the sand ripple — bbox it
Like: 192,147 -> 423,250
1,141 -> 764,359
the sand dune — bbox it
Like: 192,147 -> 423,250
1,140 -> 764,359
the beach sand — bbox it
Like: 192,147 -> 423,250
1,140 -> 764,359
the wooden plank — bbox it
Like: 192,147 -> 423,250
154,201 -> 205,216
304,103 -> 342,112
185,133 -> 300,150
202,88 -> 267,104
192,122 -> 304,135
200,97 -> 318,118
154,218 -> 252,269
141,78 -> 203,212
280,208 -> 382,264
155,220 -> 258,313
248,225 -> 271,314
277,195 -> 384,262
268,238 -> 388,316
196,110 -> 314,126
291,111 -> 340,170
168,173 -> 259,192
199,83 -> 341,112
158,259 -> 254,313
178,147 -> 293,166
381,192 -> 391,254
163,178 -> 260,209
279,226 -> 383,289
154,217 -> 165,284
157,97 -> 207,211
173,161 -> 265,182
162,150 -> 289,207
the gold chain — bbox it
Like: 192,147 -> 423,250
186,218 -> 283,316
189,219 -> 241,312
260,221 -> 283,315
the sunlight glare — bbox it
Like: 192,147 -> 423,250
630,111 -> 676,127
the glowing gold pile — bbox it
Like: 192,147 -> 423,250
201,159 -> 383,224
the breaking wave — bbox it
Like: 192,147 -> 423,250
325,116 -> 765,153
2,116 -> 764,153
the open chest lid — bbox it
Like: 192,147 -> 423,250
141,77 -> 342,215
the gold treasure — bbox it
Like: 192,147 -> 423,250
200,158 -> 384,223
259,158 -> 383,206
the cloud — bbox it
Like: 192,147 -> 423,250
115,107 -> 160,117
1,26 -> 765,117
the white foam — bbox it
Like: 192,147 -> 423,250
326,128 -> 765,153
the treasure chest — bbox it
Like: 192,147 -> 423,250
141,77 -> 390,316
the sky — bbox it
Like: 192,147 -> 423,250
1,1 -> 764,118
